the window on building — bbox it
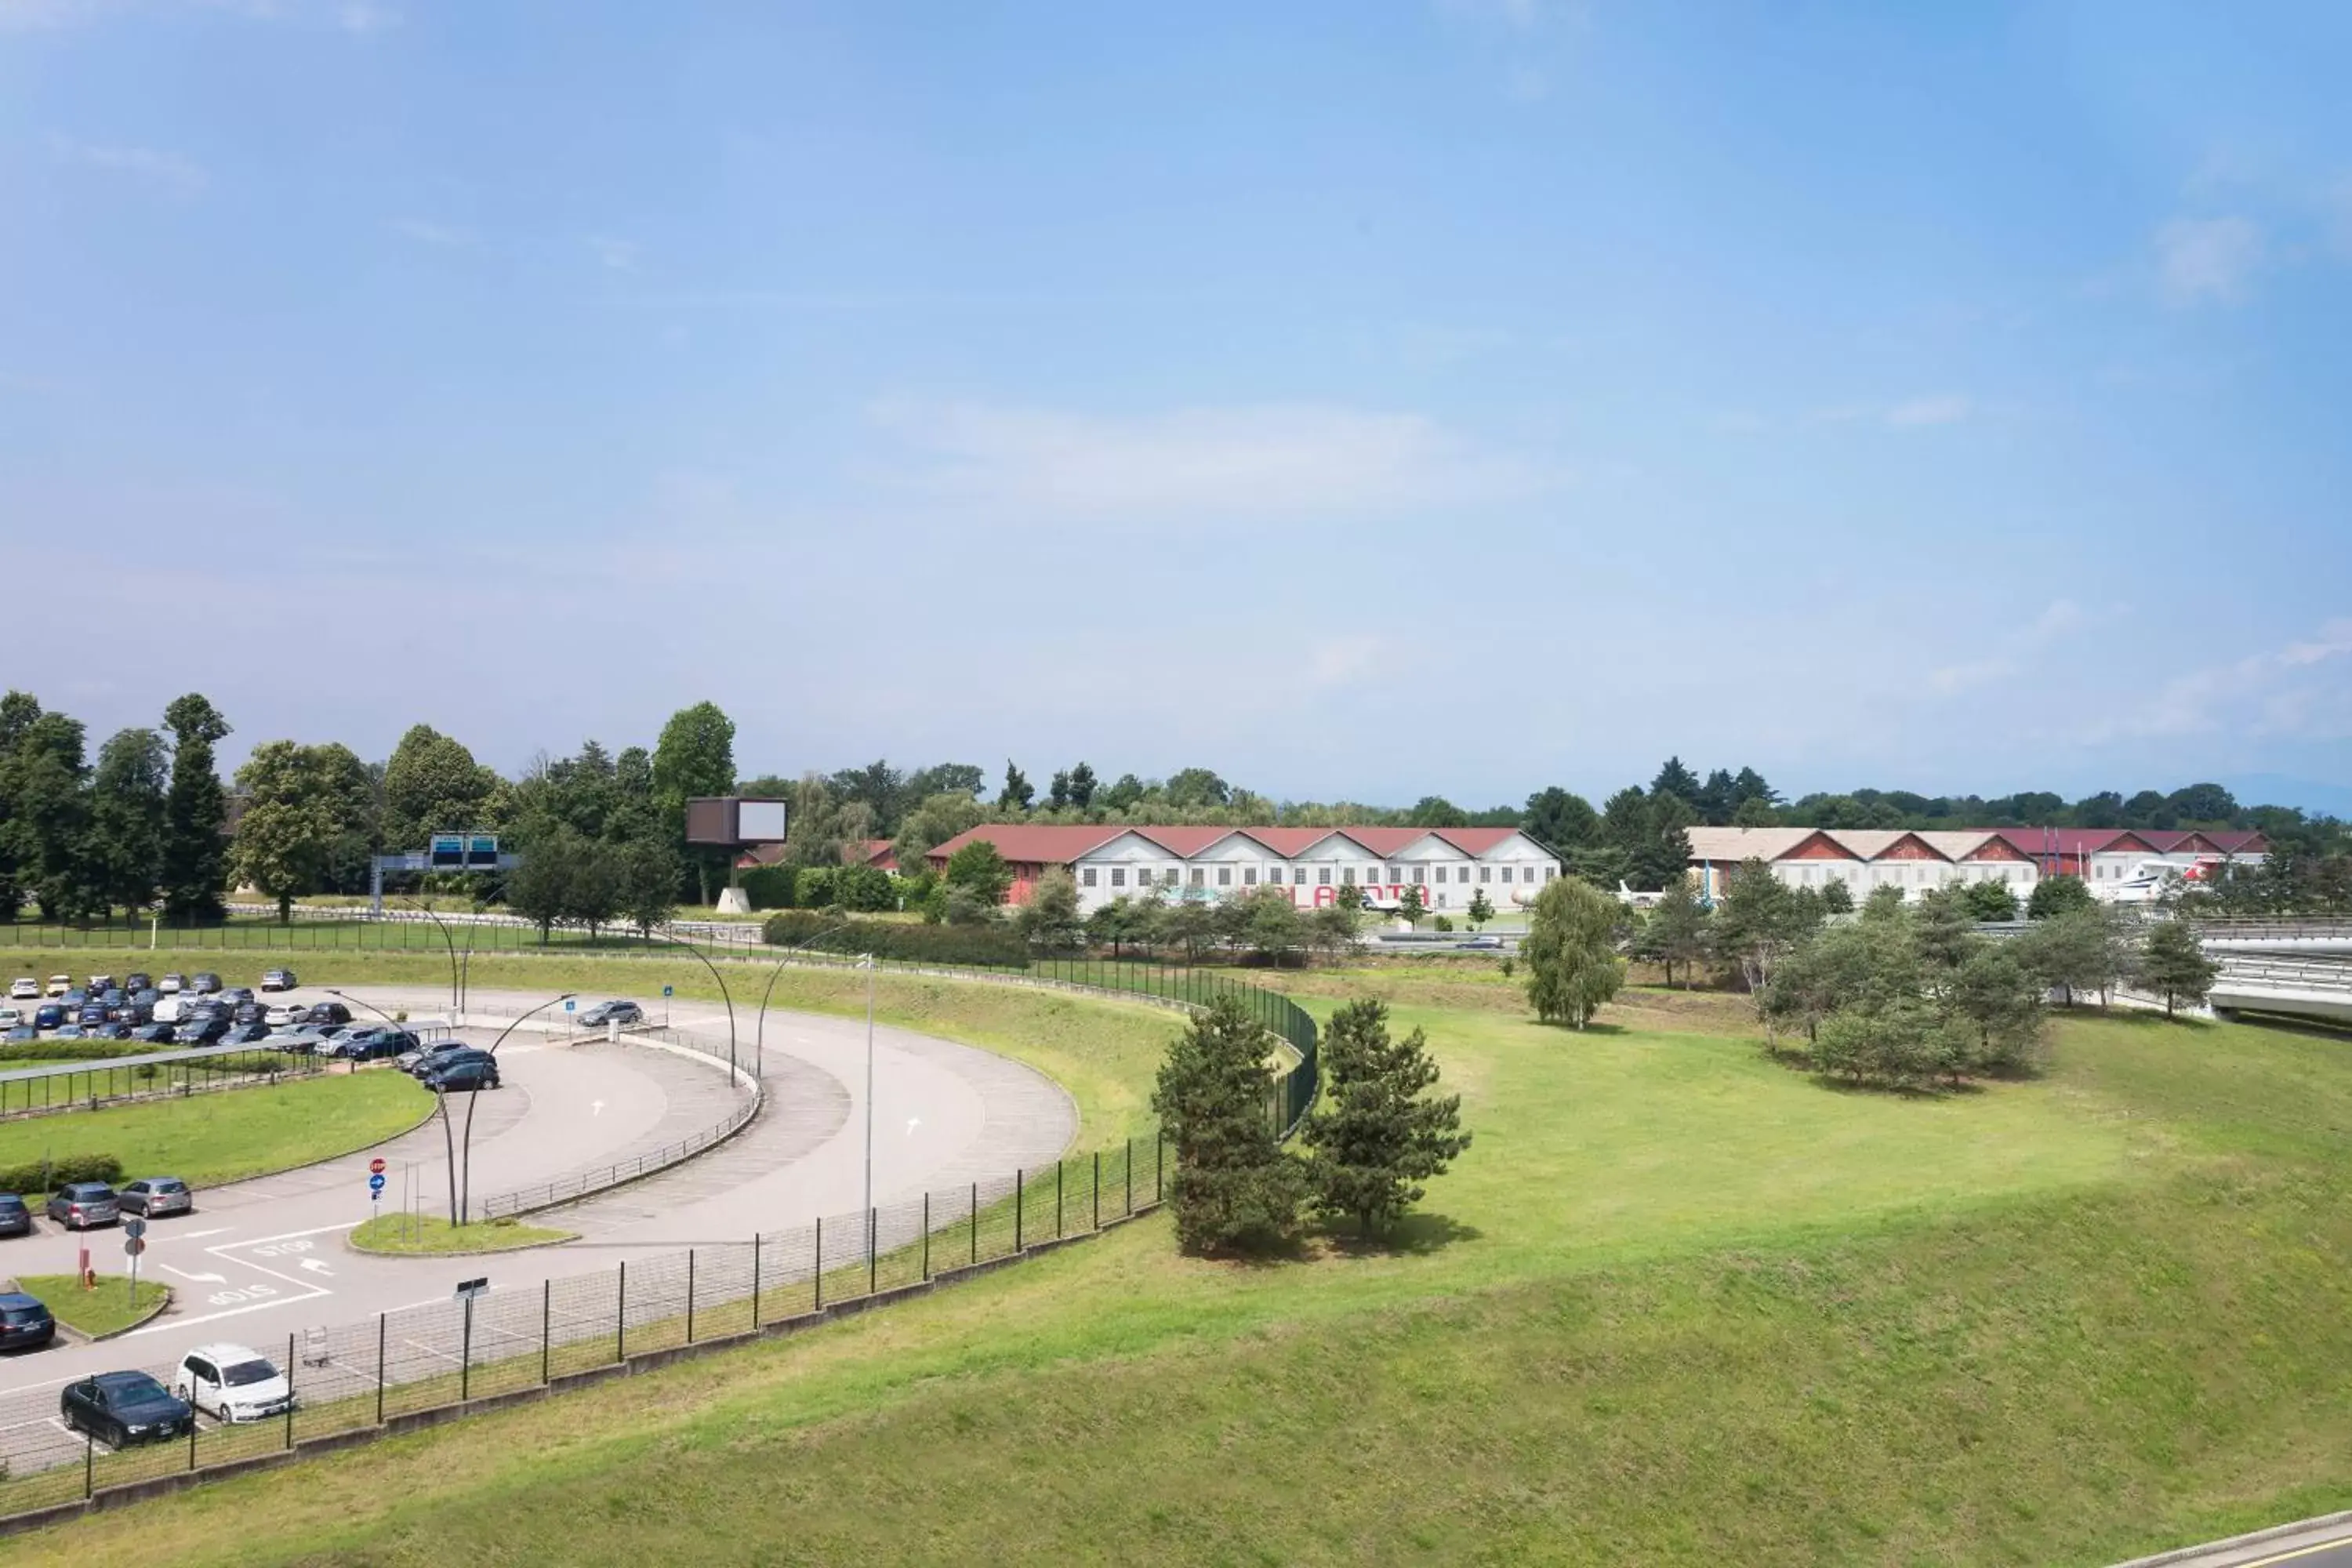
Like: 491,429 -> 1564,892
1499,866 -> 1513,883
1109,867 -> 1126,888
1386,866 -> 1402,882
1318,866 -> 1331,885
1189,868 -> 1205,886
1081,867 -> 1098,887
1479,866 -> 1491,883
1341,866 -> 1354,885
1243,867 -> 1258,886
1294,867 -> 1307,884
1412,866 -> 1425,884
1544,866 -> 1555,881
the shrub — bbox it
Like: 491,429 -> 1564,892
740,865 -> 797,910
758,911 -> 1030,967
0,1153 -> 123,1196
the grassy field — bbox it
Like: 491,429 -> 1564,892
0,1070 -> 430,1192
7,959 -> 2346,1566
18,1272 -> 172,1338
349,1214 -> 575,1254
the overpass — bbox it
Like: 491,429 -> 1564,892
2207,953 -> 2352,1029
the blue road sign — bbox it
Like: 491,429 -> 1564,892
662,985 -> 673,997
368,1173 -> 387,1192
564,998 -> 575,1012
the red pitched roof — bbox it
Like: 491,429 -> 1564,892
924,823 -> 1534,866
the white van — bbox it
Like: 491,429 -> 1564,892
151,995 -> 187,1025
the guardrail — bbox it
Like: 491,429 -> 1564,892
0,1044 -> 332,1121
2213,955 -> 2352,993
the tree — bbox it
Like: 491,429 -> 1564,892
1640,877 -> 1709,988
89,728 -> 169,916
1,711 -> 99,919
230,742 -> 367,922
1151,996 -> 1305,1254
0,690 -> 39,915
1045,771 -> 1073,811
1303,1000 -> 1471,1237
1522,875 -> 1624,1029
1308,901 -> 1363,960
1102,772 -> 1147,811
1958,878 -> 2019,922
1911,887 -> 1976,972
1946,942 -> 2046,1074
2139,917 -> 2219,1018
379,724 -> 491,851
2014,906 -> 2129,1007
1466,888 -> 1495,930
997,760 -> 1034,812
506,828 -> 586,942
1522,787 -> 1601,856
1712,860 -> 1819,1030
892,791 -> 989,877
616,836 -> 679,939
1065,762 -> 1098,810
1732,796 -> 1781,827
905,762 -> 985,800
1087,896 -> 1143,956
1398,884 -> 1426,927
1160,898 -> 1221,964
828,759 -> 907,836
1819,878 -> 1854,914
942,838 -> 1014,906
1650,757 -> 1703,808
1011,866 -> 1086,953
651,702 -> 737,903
1228,884 -> 1306,966
1164,768 -> 1231,810
1408,796 -> 1467,828
1334,881 -> 1366,913
160,693 -> 232,920
2027,875 -> 2096,920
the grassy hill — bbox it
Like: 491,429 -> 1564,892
13,975 -> 2352,1566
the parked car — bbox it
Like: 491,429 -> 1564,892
404,1040 -> 481,1076
260,968 -> 298,993
270,1024 -> 325,1053
91,1022 -> 135,1041
220,1023 -> 273,1046
191,972 -> 222,995
118,1178 -> 193,1218
262,1004 -> 302,1028
32,1004 -> 64,1029
60,989 -> 88,1010
7,977 -> 37,1000
124,971 -> 153,993
303,1000 -> 353,1027
231,1001 -> 267,1025
53,1024 -> 87,1041
220,986 -> 256,1006
151,995 -> 186,1025
76,1004 -> 107,1026
423,1055 -> 500,1092
158,973 -> 186,995
98,987 -> 126,1009
45,1182 -> 118,1229
0,1292 -> 56,1352
0,1194 -> 32,1238
579,1000 -> 644,1027
85,974 -> 117,994
130,1022 -> 176,1044
0,1007 -> 18,1029
60,1371 -> 194,1446
3,1025 -> 34,1044
44,975 -> 70,996
172,1345 -> 293,1423
332,1027 -> 417,1062
174,1015 -> 231,1046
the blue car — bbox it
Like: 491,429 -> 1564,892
93,1022 -> 135,1040
76,1004 -> 107,1026
130,1022 -> 176,1044
32,1004 -> 64,1029
3,1025 -> 34,1044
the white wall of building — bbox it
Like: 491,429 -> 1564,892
1067,831 -> 1562,915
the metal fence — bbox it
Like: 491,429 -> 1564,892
0,1126 -> 1164,1530
0,1046 -> 340,1124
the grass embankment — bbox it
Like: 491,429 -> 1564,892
349,1214 -> 576,1255
0,1070 -> 429,1192
17,1273 -> 170,1338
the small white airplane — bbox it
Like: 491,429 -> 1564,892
1617,880 -> 1665,910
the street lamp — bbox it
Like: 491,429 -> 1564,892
329,989 -> 461,1225
457,993 -> 575,1224
634,929 -> 740,1085
396,896 -> 462,1017
748,932 -> 877,1217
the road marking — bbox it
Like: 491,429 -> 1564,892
2243,1537 -> 2352,1566
593,1099 -> 605,1116
298,1258 -> 334,1276
167,1227 -> 233,1242
161,1265 -> 227,1283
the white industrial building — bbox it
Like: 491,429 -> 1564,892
1684,826 -> 2268,904
924,825 -> 1563,915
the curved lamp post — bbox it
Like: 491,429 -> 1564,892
328,988 -> 461,1225
633,929 -> 740,1084
396,896 -> 462,1018
750,928 -> 879,1218
456,992 -> 575,1224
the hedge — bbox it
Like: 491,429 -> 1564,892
742,864 -> 902,913
0,1153 -> 124,1196
0,1040 -> 169,1064
758,912 -> 1029,968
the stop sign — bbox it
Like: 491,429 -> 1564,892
368,1158 -> 387,1175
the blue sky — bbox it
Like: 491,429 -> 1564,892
5,1 -> 2350,812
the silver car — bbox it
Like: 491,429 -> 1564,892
45,1183 -> 119,1229
118,1178 -> 194,1218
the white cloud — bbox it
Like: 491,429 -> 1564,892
2155,215 -> 2266,307
867,400 -> 1563,525
2100,619 -> 2352,740
390,218 -> 471,247
46,136 -> 206,198
586,235 -> 639,271
1929,597 -> 2087,695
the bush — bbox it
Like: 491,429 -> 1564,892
0,1039 -> 162,1063
740,865 -> 797,910
0,1153 -> 123,1196
758,911 -> 1030,967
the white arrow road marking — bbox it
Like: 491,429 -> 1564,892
907,1117 -> 921,1135
592,1099 -> 604,1116
167,1228 -> 232,1242
161,1265 -> 227,1283
134,1221 -> 354,1334
298,1258 -> 334,1276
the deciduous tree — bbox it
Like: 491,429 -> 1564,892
160,693 -> 231,920
652,701 -> 736,903
2026,874 -> 2096,920
1011,866 -> 1086,953
89,728 -> 169,916
1523,875 -> 1624,1029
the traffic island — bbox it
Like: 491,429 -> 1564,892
347,1214 -> 578,1256
16,1272 -> 172,1340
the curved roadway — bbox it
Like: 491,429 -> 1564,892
0,983 -> 1077,1431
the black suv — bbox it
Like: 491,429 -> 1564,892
191,972 -> 223,995
0,1193 -> 31,1238
0,1292 -> 55,1352
60,1372 -> 193,1445
303,1000 -> 353,1027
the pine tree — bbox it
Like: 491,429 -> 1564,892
2139,916 -> 2219,1018
1466,888 -> 1495,930
1305,1000 -> 1471,1237
1642,877 -> 1709,987
161,693 -> 231,920
1150,996 -> 1305,1254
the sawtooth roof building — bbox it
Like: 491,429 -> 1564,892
1684,826 -> 2268,903
924,824 -> 1563,914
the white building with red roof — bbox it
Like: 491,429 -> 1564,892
924,824 -> 1563,914
1683,826 -> 2267,904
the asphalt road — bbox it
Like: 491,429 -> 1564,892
0,982 -> 1078,1481
2120,1521 -> 2352,1567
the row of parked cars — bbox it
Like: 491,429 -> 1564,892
1,969 -> 309,1047
9,968 -> 299,1003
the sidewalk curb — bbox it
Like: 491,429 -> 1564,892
2107,1509 -> 2352,1567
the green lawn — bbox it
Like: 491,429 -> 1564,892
0,1069 -> 430,1192
18,1272 -> 170,1338
350,1214 -> 575,1254
12,978 -> 2347,1566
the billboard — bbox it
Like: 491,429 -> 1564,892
738,800 -> 788,842
430,833 -> 499,870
